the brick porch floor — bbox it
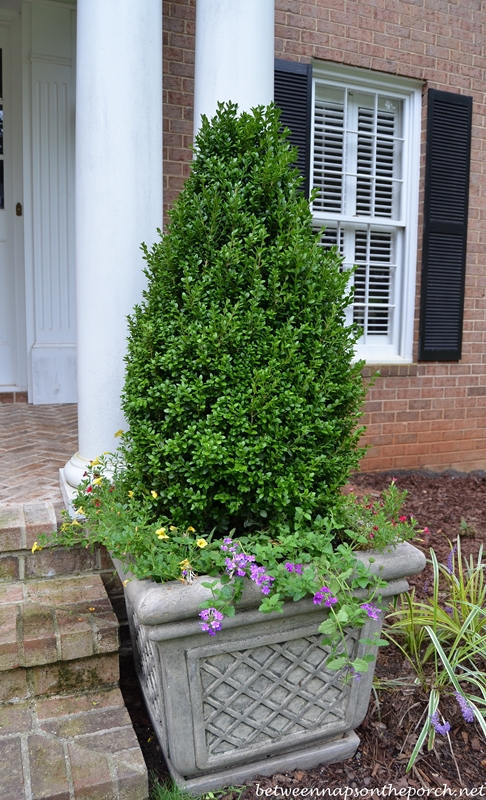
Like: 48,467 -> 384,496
0,404 -> 78,504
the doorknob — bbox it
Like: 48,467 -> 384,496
16,203 -> 22,216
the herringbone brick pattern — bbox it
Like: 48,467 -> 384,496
0,404 -> 78,504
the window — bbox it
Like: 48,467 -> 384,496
275,62 -> 472,365
310,64 -> 422,363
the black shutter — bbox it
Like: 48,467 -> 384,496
274,59 -> 312,197
419,89 -> 472,361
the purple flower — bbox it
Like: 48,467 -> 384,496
445,606 -> 453,616
455,692 -> 475,723
345,665 -> 361,682
225,551 -> 255,577
430,711 -> 451,735
199,607 -> 224,636
285,562 -> 304,574
220,539 -> 274,594
447,545 -> 457,575
313,586 -> 338,607
249,564 -> 275,594
360,603 -> 381,621
221,537 -> 238,554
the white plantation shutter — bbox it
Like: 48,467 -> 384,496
313,93 -> 345,213
353,229 -> 396,337
356,106 -> 397,218
312,82 -> 406,358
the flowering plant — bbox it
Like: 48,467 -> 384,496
45,103 -> 423,684
47,452 -> 421,681
384,537 -> 486,772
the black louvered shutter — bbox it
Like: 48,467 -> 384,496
274,59 -> 312,197
419,89 -> 472,361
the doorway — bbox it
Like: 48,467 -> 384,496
0,18 -> 26,394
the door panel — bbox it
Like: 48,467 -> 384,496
0,41 -> 16,387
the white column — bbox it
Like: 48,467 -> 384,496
193,0 -> 274,136
63,0 -> 163,491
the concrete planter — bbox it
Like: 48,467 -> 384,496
114,542 -> 425,793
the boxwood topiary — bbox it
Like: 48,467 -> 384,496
120,102 -> 366,539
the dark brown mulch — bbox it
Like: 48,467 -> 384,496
119,471 -> 486,795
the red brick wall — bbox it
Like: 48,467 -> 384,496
164,0 -> 486,473
163,0 -> 196,215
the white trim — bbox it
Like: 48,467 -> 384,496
30,52 -> 72,65
311,62 -> 422,364
312,61 -> 423,95
22,0 -> 76,7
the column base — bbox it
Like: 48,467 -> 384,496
59,468 -> 78,514
63,451 -> 91,488
61,452 -> 91,513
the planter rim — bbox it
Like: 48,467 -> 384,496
117,540 -> 425,627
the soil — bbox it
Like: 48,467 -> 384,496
119,471 -> 486,796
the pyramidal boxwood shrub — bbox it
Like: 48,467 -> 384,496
120,102 -> 366,539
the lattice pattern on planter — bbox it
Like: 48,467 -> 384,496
199,632 -> 358,757
130,607 -> 166,743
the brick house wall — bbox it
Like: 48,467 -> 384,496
163,0 -> 486,473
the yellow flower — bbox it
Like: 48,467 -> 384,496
151,490 -> 158,499
114,429 -> 124,438
169,525 -> 177,531
31,542 -> 42,553
179,559 -> 191,569
123,579 -> 130,586
93,477 -> 102,486
156,528 -> 169,540
71,519 -> 81,526
196,538 -> 208,548
187,526 -> 196,533
90,457 -> 100,466
128,491 -> 134,499
76,507 -> 85,515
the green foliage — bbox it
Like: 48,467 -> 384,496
383,538 -> 486,770
336,480 -> 420,551
150,778 -> 245,800
150,780 -> 193,800
48,458 -> 417,679
120,102 -> 366,539
41,104 -> 422,681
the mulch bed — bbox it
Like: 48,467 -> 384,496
119,471 -> 486,795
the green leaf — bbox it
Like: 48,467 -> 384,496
327,657 -> 347,671
351,658 -> 371,673
336,607 -> 349,624
318,619 -> 337,635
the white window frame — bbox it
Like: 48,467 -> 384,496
311,62 -> 422,364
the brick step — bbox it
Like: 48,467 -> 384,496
0,574 -> 119,702
0,687 -> 148,800
0,502 -> 148,797
0,501 -> 128,636
0,502 -> 115,581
